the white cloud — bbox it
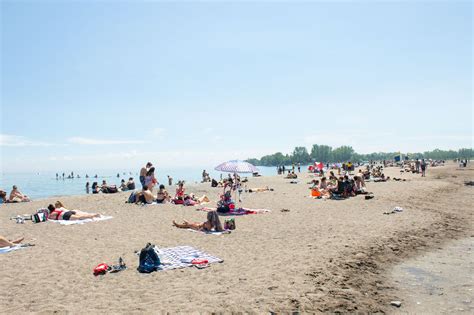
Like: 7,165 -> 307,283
0,134 -> 54,147
68,137 -> 148,145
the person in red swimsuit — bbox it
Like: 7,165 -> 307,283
47,201 -> 101,221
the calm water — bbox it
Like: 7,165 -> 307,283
0,166 -> 280,200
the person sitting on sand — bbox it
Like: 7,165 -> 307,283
172,211 -> 224,232
9,185 -> 31,203
0,235 -> 24,248
285,171 -> 298,179
126,177 -> 136,190
101,180 -> 118,193
91,182 -> 101,194
353,176 -> 367,194
0,190 -> 7,203
119,179 -> 128,191
156,184 -> 171,203
47,201 -> 101,221
175,181 -> 185,200
135,185 -> 156,204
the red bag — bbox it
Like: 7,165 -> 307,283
93,263 -> 109,276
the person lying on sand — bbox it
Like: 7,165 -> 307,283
172,211 -> 224,232
247,187 -> 274,193
47,201 -> 101,221
9,185 -> 31,203
0,235 -> 24,248
183,194 -> 210,206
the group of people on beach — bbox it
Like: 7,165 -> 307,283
0,186 -> 31,203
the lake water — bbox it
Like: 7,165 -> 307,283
0,166 -> 281,200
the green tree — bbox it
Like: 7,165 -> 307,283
292,146 -> 310,164
310,144 -> 333,162
330,146 -> 354,162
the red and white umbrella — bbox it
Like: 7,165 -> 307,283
214,160 -> 259,174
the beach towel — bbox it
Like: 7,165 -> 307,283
197,207 -> 270,215
0,245 -> 26,254
49,215 -> 113,225
151,246 -> 223,271
186,229 -> 230,235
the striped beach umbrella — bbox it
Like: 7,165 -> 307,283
214,160 -> 259,174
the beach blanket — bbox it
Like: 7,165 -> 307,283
154,246 -> 223,271
0,245 -> 25,254
186,229 -> 230,235
197,207 -> 271,215
49,215 -> 113,225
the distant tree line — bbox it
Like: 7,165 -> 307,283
246,145 -> 474,166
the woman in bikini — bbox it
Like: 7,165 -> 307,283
172,211 -> 224,232
144,167 -> 158,191
47,201 -> 101,221
156,184 -> 171,203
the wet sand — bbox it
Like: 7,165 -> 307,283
0,162 -> 472,313
390,237 -> 473,313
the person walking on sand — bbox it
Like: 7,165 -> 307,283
140,162 -> 152,188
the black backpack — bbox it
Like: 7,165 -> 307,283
137,243 -> 161,273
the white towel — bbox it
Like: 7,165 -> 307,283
186,229 -> 230,235
0,245 -> 25,254
49,215 -> 113,225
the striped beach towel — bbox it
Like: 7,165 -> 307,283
154,246 -> 223,271
186,229 -> 230,235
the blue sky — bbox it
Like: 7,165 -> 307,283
1,1 -> 472,172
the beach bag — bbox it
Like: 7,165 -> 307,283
127,191 -> 137,203
224,218 -> 236,230
32,208 -> 49,223
137,243 -> 161,273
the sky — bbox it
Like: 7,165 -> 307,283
1,0 -> 472,172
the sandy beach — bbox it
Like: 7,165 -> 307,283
0,162 -> 472,313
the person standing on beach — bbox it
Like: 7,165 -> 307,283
140,162 -> 152,188
167,175 -> 173,186
298,163 -> 301,173
421,159 -> 427,177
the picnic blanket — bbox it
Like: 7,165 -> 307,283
154,246 -> 223,271
0,245 -> 26,254
197,207 -> 271,215
49,215 -> 113,225
186,229 -> 230,235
